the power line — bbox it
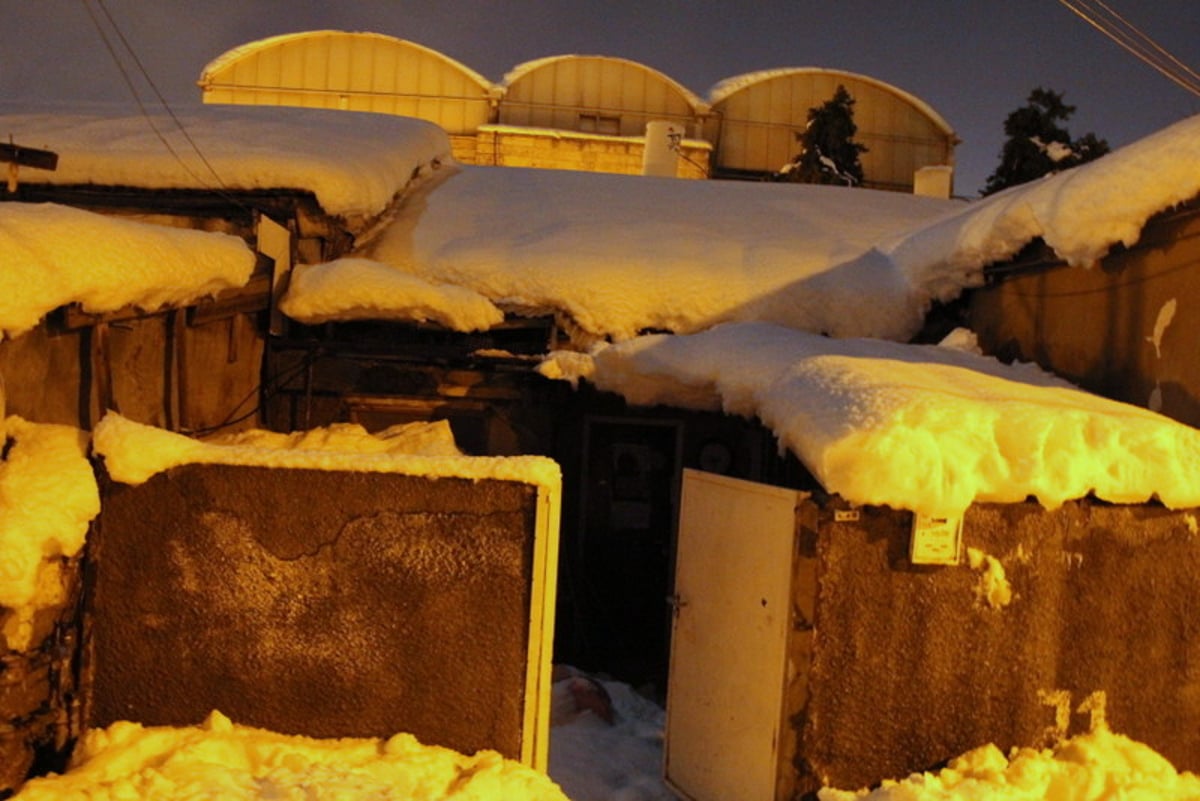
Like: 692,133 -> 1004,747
1089,0 -> 1200,88
82,0 -> 238,194
1056,0 -> 1200,97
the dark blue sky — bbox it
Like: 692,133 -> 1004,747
3,0 -> 1198,194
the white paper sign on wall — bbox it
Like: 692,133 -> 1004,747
909,514 -> 963,565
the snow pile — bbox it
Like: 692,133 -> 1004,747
280,257 -> 504,330
93,412 -> 561,492
892,112 -> 1200,304
541,323 -> 1200,517
11,710 -> 569,801
208,418 -> 464,458
818,725 -> 1200,800
548,672 -> 672,801
0,417 -> 99,651
0,202 -> 255,337
0,103 -> 451,221
282,166 -> 958,344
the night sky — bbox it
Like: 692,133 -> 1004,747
2,0 -> 1197,195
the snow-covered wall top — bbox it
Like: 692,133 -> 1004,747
0,103 -> 452,220
541,324 -> 1200,518
0,201 -> 255,338
93,413 -> 562,493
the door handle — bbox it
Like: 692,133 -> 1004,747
667,594 -> 689,617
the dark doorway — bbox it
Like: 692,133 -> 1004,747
570,417 -> 682,694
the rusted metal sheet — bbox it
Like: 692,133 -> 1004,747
969,202 -> 1200,428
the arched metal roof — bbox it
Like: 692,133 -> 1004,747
499,54 -> 706,137
198,31 -> 495,135
708,67 -> 955,137
706,67 -> 958,188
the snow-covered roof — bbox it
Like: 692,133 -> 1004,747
284,166 -> 959,343
4,106 -> 1199,521
891,112 -> 1200,303
541,323 -> 1200,518
272,113 -> 1200,517
0,201 -> 256,338
279,113 -> 1200,346
0,102 -> 451,221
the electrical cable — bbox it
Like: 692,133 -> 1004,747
1086,0 -> 1200,88
81,0 -> 255,213
181,347 -> 325,437
82,1 -> 216,188
92,0 -> 232,190
1056,0 -> 1200,97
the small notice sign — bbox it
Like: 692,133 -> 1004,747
909,514 -> 963,565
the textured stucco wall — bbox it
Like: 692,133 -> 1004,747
793,498 -> 1200,794
86,465 -> 539,759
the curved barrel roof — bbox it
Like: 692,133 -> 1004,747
198,31 -> 494,134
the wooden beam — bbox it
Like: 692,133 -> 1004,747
0,143 -> 58,171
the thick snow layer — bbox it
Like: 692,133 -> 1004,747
93,413 -> 562,492
893,112 -> 1200,303
0,417 -> 99,650
11,710 -> 569,801
818,725 -> 1200,800
280,257 -> 504,330
0,202 -> 255,338
541,323 -> 1200,517
0,103 -> 451,220
352,166 -> 958,343
284,114 -> 1200,349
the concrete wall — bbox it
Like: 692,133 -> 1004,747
969,201 -> 1200,428
475,125 -> 710,178
87,465 -> 556,763
794,497 -> 1200,794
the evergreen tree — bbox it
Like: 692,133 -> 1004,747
983,87 -> 1110,195
782,85 -> 868,186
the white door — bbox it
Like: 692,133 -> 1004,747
665,470 -> 800,801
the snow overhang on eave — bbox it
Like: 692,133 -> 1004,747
982,197 -> 1200,283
